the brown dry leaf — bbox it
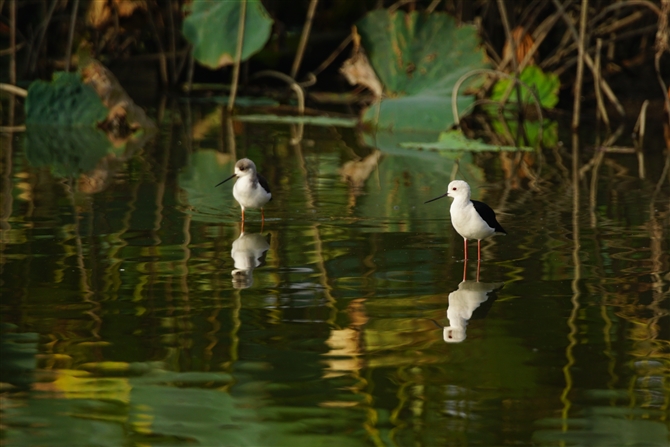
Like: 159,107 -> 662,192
87,0 -> 147,29
87,0 -> 111,28
502,26 -> 536,68
114,0 -> 147,17
80,58 -> 154,132
340,27 -> 383,99
340,151 -> 381,190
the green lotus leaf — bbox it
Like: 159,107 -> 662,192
400,129 -> 533,151
356,10 -> 489,132
25,72 -> 109,127
182,0 -> 273,69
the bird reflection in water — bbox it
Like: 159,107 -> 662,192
230,231 -> 271,289
443,262 -> 503,343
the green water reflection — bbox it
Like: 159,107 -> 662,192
1,102 -> 669,446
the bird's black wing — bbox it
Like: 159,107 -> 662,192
471,200 -> 506,234
257,174 -> 272,200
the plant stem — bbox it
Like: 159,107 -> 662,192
228,0 -> 248,112
291,0 -> 318,80
65,0 -> 80,72
572,0 -> 588,131
9,0 -> 15,84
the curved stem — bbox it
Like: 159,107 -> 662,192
451,68 -> 544,147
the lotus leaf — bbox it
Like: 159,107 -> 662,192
182,0 -> 273,69
356,10 -> 489,132
400,129 -> 533,151
25,72 -> 109,127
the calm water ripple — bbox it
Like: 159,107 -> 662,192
1,103 -> 669,446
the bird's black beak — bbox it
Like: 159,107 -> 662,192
215,173 -> 237,187
424,193 -> 449,204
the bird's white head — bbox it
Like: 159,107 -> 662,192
234,158 -> 257,178
446,180 -> 471,200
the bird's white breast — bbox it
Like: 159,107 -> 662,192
233,176 -> 271,209
450,200 -> 495,240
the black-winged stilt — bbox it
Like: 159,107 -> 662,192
425,180 -> 506,261
216,158 -> 272,223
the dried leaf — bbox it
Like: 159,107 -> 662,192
87,0 -> 146,29
340,27 -> 383,98
86,0 -> 111,28
502,26 -> 536,68
114,0 -> 146,17
81,59 -> 154,132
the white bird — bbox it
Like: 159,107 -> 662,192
443,280 -> 503,343
230,232 -> 270,289
216,158 -> 272,223
425,180 -> 506,261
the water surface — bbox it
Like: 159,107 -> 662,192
1,102 -> 669,446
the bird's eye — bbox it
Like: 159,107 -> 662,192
452,187 -> 457,191
239,167 -> 245,171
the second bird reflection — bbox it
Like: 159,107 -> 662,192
230,231 -> 271,289
443,279 -> 503,343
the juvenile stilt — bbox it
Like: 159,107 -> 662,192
216,158 -> 272,224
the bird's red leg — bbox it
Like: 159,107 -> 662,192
477,240 -> 482,262
241,209 -> 245,222
476,259 -> 481,282
261,209 -> 265,232
463,238 -> 468,260
462,259 -> 468,281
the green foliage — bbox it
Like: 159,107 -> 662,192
356,10 -> 489,132
182,0 -> 273,69
400,129 -> 533,151
490,117 -> 559,148
25,72 -> 109,127
491,65 -> 560,109
234,115 -> 358,127
24,127 -> 121,177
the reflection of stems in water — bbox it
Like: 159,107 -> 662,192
561,133 -> 581,432
648,150 -> 670,350
180,214 -> 192,312
600,305 -> 618,391
204,308 -> 222,372
294,139 -> 337,320
588,151 -> 604,228
66,179 -> 102,339
227,289 -> 242,373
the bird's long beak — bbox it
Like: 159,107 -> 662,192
424,192 -> 449,204
215,173 -> 237,187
